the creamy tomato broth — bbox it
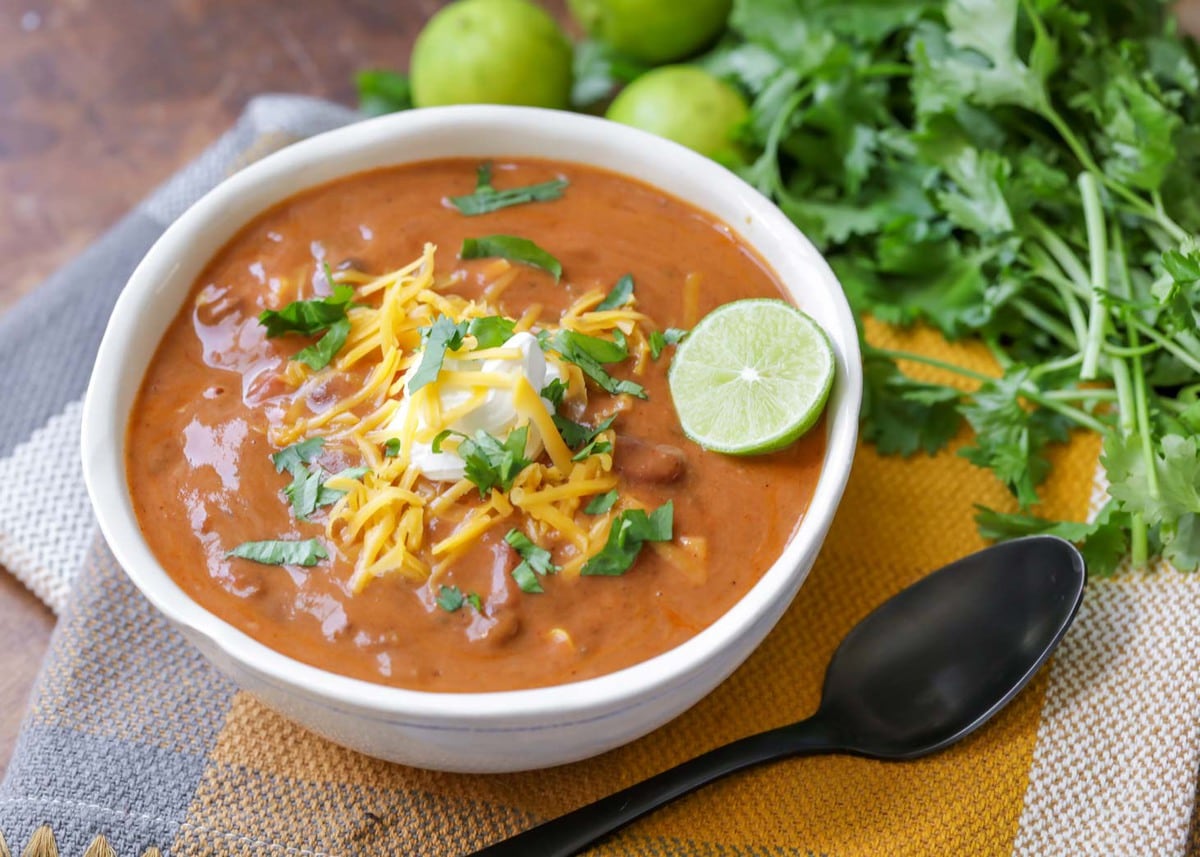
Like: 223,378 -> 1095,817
127,159 -> 824,692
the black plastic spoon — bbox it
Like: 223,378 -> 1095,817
471,534 -> 1086,857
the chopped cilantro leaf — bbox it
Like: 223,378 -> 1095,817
585,490 -> 619,514
649,328 -> 688,359
505,528 -> 560,593
551,414 -> 616,460
258,284 -> 354,338
228,539 -> 328,567
548,330 -> 647,399
581,502 -> 674,577
258,284 -> 355,371
435,585 -> 484,613
468,315 -> 517,349
511,563 -> 544,593
596,274 -> 634,311
408,315 -> 469,393
294,317 -> 351,371
436,427 -> 533,497
313,466 -> 370,510
449,162 -> 568,216
272,438 -> 325,475
460,235 -> 563,281
540,378 -> 568,408
383,438 -> 402,458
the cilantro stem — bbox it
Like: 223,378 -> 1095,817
1112,224 -> 1153,567
1012,297 -> 1078,349
1078,173 -> 1109,380
1127,319 -> 1200,375
1029,352 -> 1083,378
1041,388 -> 1118,402
869,348 -> 992,383
870,348 -> 1110,434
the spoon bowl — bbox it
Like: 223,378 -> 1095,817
474,535 -> 1086,856
817,534 -> 1085,759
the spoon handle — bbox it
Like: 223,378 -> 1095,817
469,715 -> 836,857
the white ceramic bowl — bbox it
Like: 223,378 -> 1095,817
81,106 -> 862,773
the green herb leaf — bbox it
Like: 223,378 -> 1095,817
548,330 -> 646,399
409,316 -> 469,393
581,501 -> 673,577
259,284 -> 355,371
649,328 -> 688,359
294,316 -> 351,371
540,378 -> 568,409
259,285 -> 354,338
596,275 -> 635,311
552,415 -> 616,460
571,39 -> 651,109
585,490 -> 619,514
460,235 -> 563,281
504,528 -> 559,593
861,350 -> 962,457
449,163 -> 568,216
467,316 -> 517,349
466,592 -> 483,611
272,438 -> 325,475
436,585 -> 465,612
313,466 -> 370,510
228,539 -> 328,567
356,69 -> 413,116
437,427 -> 533,497
383,438 -> 402,458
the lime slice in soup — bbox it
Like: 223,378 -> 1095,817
668,299 -> 835,455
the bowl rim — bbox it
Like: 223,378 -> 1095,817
81,105 -> 862,724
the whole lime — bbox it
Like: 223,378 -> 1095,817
568,0 -> 732,64
411,0 -> 573,109
606,66 -> 749,164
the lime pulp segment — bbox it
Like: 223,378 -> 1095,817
668,299 -> 835,455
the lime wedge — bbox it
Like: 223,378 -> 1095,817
668,299 -> 835,455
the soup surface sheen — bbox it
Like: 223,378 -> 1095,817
127,158 -> 824,692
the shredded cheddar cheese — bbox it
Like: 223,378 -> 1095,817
263,245 -> 700,594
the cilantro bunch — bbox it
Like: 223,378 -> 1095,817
705,0 -> 1200,573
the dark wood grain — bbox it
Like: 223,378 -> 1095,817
0,0 -> 467,778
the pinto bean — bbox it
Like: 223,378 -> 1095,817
615,436 -> 687,484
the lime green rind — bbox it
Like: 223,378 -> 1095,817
668,299 -> 835,455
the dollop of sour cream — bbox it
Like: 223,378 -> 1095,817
387,331 -> 563,482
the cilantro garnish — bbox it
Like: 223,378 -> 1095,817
383,438 -> 402,458
581,502 -> 673,577
271,438 -> 367,520
649,328 -> 688,360
467,315 -> 517,349
435,585 -> 483,613
433,427 -> 533,497
595,275 -> 634,311
504,529 -> 560,593
545,330 -> 647,399
271,437 -> 325,474
540,379 -> 568,409
259,282 -> 354,371
460,235 -> 563,281
408,315 -> 468,394
584,490 -> 619,515
449,162 -> 568,216
551,415 -> 616,460
227,539 -> 328,567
